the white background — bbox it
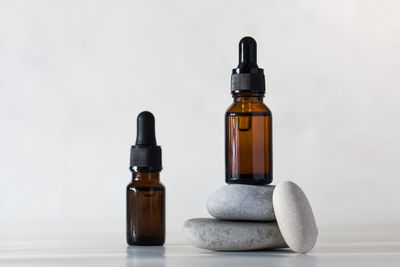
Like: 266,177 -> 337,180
1,0 -> 399,243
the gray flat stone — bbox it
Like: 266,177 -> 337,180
183,218 -> 287,251
273,181 -> 318,253
207,184 -> 275,221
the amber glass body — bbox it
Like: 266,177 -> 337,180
225,92 -> 272,185
127,171 -> 165,246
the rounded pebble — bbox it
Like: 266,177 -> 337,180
183,218 -> 287,251
207,184 -> 275,221
273,181 -> 318,253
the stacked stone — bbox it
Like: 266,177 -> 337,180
183,181 -> 318,253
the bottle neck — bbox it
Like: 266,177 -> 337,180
232,92 -> 264,102
133,171 -> 160,182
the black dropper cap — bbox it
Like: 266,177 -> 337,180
130,111 -> 162,172
231,36 -> 265,93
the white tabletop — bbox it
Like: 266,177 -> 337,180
1,235 -> 399,267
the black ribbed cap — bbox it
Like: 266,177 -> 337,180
231,37 -> 265,93
130,111 -> 162,172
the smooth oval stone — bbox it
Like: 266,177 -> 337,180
207,184 -> 275,221
273,181 -> 318,253
183,218 -> 287,251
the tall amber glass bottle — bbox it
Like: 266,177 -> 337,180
225,37 -> 272,185
127,111 -> 165,246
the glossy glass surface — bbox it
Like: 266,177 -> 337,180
127,172 -> 165,245
225,92 -> 272,185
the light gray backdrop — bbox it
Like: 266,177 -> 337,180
1,0 -> 399,243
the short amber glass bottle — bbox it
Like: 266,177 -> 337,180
225,36 -> 273,185
127,170 -> 165,245
127,111 -> 165,246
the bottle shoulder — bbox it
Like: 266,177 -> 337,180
127,179 -> 165,190
226,99 -> 271,114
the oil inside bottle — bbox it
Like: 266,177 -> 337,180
226,111 -> 272,184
